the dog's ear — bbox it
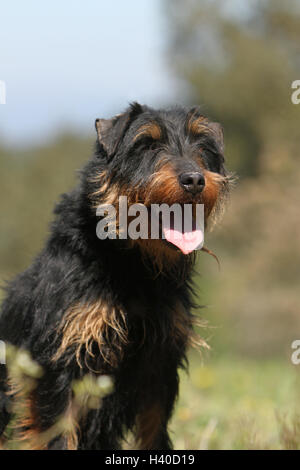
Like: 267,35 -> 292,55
208,122 -> 224,153
95,102 -> 144,156
95,117 -> 117,155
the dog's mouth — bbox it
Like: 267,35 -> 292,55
163,225 -> 203,255
158,211 -> 204,255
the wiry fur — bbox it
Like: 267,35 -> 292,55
0,103 -> 231,449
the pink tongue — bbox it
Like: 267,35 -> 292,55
163,228 -> 204,255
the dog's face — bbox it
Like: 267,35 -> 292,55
89,102 -> 231,260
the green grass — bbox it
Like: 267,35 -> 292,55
3,345 -> 299,450
171,352 -> 300,449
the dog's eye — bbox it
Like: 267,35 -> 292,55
132,137 -> 159,153
202,149 -> 224,172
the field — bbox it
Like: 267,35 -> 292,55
172,352 -> 300,450
1,136 -> 299,450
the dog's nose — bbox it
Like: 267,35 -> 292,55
179,172 -> 205,194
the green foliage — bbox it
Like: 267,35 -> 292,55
171,352 -> 300,449
165,0 -> 300,356
166,0 -> 300,177
0,135 -> 93,279
2,344 -> 113,450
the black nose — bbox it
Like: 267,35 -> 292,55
179,172 -> 205,194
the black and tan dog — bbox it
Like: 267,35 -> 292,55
0,103 -> 231,449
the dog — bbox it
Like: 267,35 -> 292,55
0,103 -> 230,449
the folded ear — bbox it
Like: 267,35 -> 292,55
208,122 -> 224,153
95,102 -> 144,156
95,117 -> 117,155
95,114 -> 128,156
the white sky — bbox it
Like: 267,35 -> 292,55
0,0 -> 177,146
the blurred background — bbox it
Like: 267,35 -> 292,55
1,0 -> 300,449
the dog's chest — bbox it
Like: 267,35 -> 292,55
125,293 -> 190,353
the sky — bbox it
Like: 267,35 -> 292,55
0,0 -> 177,146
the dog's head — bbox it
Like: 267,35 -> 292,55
88,103 -> 232,262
